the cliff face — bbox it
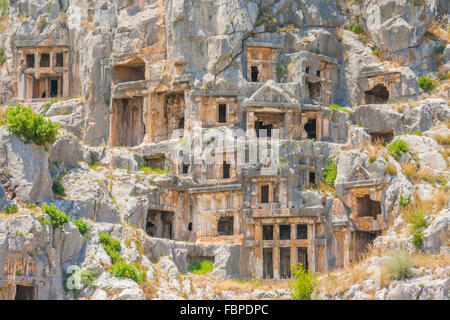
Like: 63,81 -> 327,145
0,0 -> 449,300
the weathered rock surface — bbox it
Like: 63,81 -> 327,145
0,127 -> 53,203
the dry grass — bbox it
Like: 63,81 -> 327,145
0,13 -> 8,34
427,21 -> 450,42
140,280 -> 158,300
0,108 -> 6,126
316,181 -> 336,195
318,245 -> 450,298
336,27 -> 343,41
411,252 -> 450,270
0,212 -> 27,218
400,161 -> 418,180
317,267 -> 371,297
401,161 -> 447,185
187,274 -> 289,296
401,190 -> 448,220
365,141 -> 383,163
317,243 -> 386,296
385,163 -> 397,176
434,134 -> 450,146
441,149 -> 450,167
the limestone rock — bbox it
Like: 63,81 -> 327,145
364,0 -> 437,53
158,256 -> 179,279
60,222 -> 84,265
0,127 -> 53,203
49,132 -> 84,170
423,209 -> 449,254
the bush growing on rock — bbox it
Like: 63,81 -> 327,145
276,63 -> 288,79
384,250 -> 413,280
73,217 -> 90,238
409,211 -> 428,249
418,74 -> 438,93
110,261 -> 146,284
398,194 -> 411,207
4,205 -> 18,214
98,232 -> 146,284
99,231 -> 122,263
289,263 -> 318,300
138,166 -> 169,174
322,159 -> 337,187
387,140 -> 410,160
40,204 -> 69,229
188,261 -> 214,274
80,269 -> 99,287
52,180 -> 66,197
6,105 -> 59,146
328,104 -> 351,114
347,23 -> 364,35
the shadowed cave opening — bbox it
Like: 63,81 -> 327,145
218,216 -> 234,236
146,210 -> 174,239
280,247 -> 291,279
15,285 -> 36,300
364,83 -> 389,104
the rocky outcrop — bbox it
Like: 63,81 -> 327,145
360,0 -> 437,53
0,127 -> 53,203
423,208 -> 449,254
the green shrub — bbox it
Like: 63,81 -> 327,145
73,217 -> 90,237
6,105 -> 60,146
36,16 -> 47,30
276,63 -> 288,79
110,261 -> 146,284
89,162 -> 101,170
289,263 -> 318,300
0,48 -> 6,65
0,0 -> 8,16
387,140 -> 410,160
52,180 -> 66,196
409,211 -> 428,249
329,104 -> 351,114
437,42 -> 447,55
138,166 -> 169,174
41,204 -> 69,229
255,12 -> 277,31
418,74 -> 438,93
98,232 -> 146,284
80,269 -> 99,287
41,100 -> 55,114
99,231 -> 122,263
188,261 -> 214,274
370,46 -> 380,57
398,194 -> 411,207
383,249 -> 413,280
4,205 -> 18,214
322,159 -> 337,186
348,24 -> 364,35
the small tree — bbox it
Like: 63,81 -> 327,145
6,105 -> 59,146
387,139 -> 410,160
289,263 -> 318,300
418,74 -> 438,93
409,211 -> 428,249
322,159 -> 337,187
